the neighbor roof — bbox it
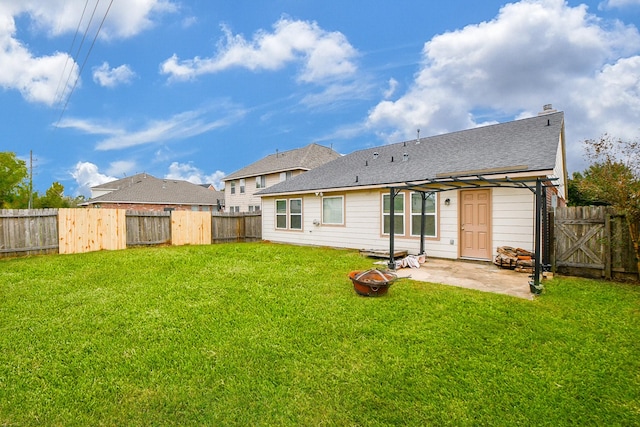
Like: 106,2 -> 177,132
83,173 -> 224,206
258,112 -> 565,196
223,143 -> 341,181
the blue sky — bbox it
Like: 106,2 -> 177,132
2,0 -> 639,197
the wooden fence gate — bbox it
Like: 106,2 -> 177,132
554,206 -> 638,280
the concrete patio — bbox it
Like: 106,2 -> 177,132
392,257 -> 536,300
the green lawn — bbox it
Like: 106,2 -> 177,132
1,242 -> 638,426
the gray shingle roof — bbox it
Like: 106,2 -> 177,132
84,174 -> 224,206
258,112 -> 565,195
223,143 -> 341,181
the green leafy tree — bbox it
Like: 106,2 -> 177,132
36,182 -> 69,208
579,134 -> 640,277
567,171 -> 609,206
0,152 -> 28,208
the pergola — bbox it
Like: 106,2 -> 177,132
386,174 -> 558,294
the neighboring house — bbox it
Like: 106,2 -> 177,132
257,108 -> 567,262
223,143 -> 341,213
82,173 -> 224,212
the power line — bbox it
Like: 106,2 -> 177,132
53,0 -> 90,106
55,0 -> 115,128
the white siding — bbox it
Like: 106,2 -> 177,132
262,186 -> 537,260
552,137 -> 567,200
492,187 -> 535,252
225,170 -> 303,212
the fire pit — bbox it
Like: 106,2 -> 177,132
349,269 -> 397,297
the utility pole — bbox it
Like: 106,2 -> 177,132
28,150 -> 33,209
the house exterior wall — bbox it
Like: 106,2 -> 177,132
225,170 -> 303,213
491,187 -> 535,252
261,186 -> 536,259
88,202 -> 216,212
552,137 -> 567,201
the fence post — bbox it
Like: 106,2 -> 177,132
605,213 -> 612,280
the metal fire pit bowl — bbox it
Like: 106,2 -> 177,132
349,269 -> 397,297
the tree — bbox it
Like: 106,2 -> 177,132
567,171 -> 609,206
36,182 -> 69,208
0,152 -> 28,208
579,134 -> 640,277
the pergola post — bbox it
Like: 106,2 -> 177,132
531,178 -> 543,294
419,192 -> 427,255
388,187 -> 396,270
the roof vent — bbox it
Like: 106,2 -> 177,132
373,152 -> 379,159
416,128 -> 421,144
403,153 -> 409,162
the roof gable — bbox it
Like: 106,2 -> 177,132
224,143 -> 341,181
258,112 -> 565,195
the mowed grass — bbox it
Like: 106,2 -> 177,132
0,243 -> 638,426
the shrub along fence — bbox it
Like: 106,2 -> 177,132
0,209 -> 261,258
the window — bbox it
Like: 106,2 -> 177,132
322,196 -> 344,225
290,199 -> 302,229
411,192 -> 436,237
382,193 -> 405,235
275,198 -> 302,230
230,181 -> 236,195
279,171 -> 293,182
256,176 -> 266,188
276,200 -> 287,229
239,179 -> 245,194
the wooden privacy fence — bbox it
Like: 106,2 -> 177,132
554,206 -> 638,280
212,212 -> 262,243
0,209 -> 262,258
0,209 -> 59,257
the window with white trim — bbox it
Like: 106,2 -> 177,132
289,199 -> 302,229
239,179 -> 245,194
411,192 -> 437,237
275,198 -> 302,230
256,176 -> 266,188
230,181 -> 236,194
322,195 -> 344,225
382,193 -> 404,235
279,171 -> 293,182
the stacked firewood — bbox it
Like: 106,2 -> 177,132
494,246 -> 534,273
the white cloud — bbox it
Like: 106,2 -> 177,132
6,0 -> 177,40
600,0 -> 640,9
70,161 -> 116,196
165,162 -> 226,190
0,0 -> 174,105
0,12 -> 77,106
57,105 -> 246,150
366,0 -> 640,172
160,17 -> 358,84
383,78 -> 399,99
106,160 -> 137,177
92,62 -> 136,87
